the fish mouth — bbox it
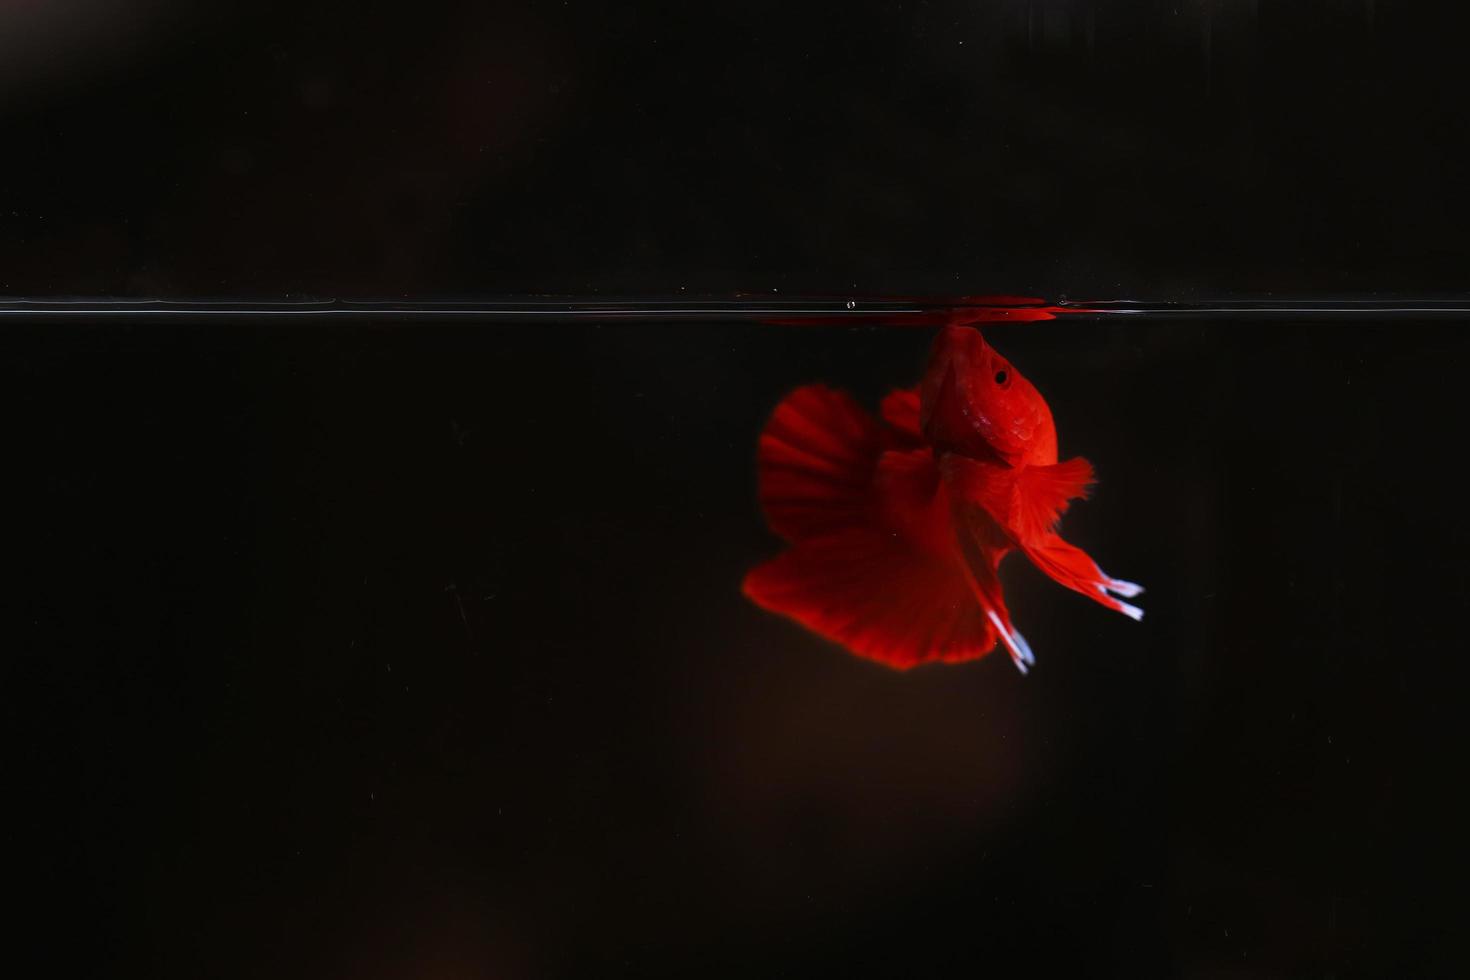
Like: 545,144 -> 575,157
920,359 -> 1023,466
940,435 -> 1015,468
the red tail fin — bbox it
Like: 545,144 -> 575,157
746,387 -> 999,668
754,385 -> 883,542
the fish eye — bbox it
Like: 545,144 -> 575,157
994,369 -> 1009,385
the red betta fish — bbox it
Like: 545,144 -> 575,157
743,325 -> 1142,672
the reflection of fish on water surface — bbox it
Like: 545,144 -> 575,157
744,320 -> 1142,673
754,294 -> 1089,328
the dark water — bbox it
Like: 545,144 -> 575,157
10,313 -> 1466,976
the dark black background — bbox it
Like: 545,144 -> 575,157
13,319 -> 1468,977
6,2 -> 1469,978
3,1 -> 1468,299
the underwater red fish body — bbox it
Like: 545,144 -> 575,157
743,325 -> 1142,672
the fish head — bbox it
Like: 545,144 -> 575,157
919,325 -> 1057,466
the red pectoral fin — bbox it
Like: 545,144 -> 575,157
942,455 -> 1095,543
1013,457 -> 1094,541
743,528 -> 998,669
755,384 -> 884,542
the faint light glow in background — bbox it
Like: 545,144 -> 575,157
0,1 -> 197,105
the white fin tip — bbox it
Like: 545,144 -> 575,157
986,609 -> 1036,674
1107,578 -> 1145,598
